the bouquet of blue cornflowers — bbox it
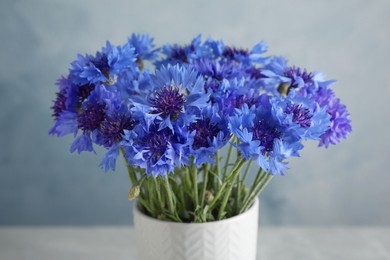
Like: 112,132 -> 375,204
50,34 -> 351,222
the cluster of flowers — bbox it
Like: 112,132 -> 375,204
50,34 -> 351,176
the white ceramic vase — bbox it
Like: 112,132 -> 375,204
133,198 -> 259,260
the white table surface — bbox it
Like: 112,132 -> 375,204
0,227 -> 389,260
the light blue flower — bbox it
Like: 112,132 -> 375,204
272,95 -> 331,140
99,144 -> 121,172
261,56 -> 315,94
222,41 -> 271,66
70,85 -> 119,153
313,87 -> 352,147
187,104 -> 231,167
132,64 -> 210,131
128,33 -> 159,61
121,119 -> 190,177
70,41 -> 136,85
156,35 -> 203,67
229,101 -> 303,175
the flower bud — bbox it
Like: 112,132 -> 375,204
136,58 -> 144,71
105,74 -> 118,86
128,185 -> 140,200
277,82 -> 290,96
205,191 -> 214,204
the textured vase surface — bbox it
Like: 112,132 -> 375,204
133,199 -> 259,260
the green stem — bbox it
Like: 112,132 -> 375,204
245,167 -> 264,203
120,147 -> 137,185
144,177 -> 156,216
138,198 -> 154,215
179,183 -> 185,210
164,175 -> 175,215
200,163 -> 209,208
128,167 -> 137,185
240,173 -> 273,213
218,158 -> 246,220
185,167 -> 192,189
242,160 -> 253,184
214,151 -> 220,190
137,175 -> 146,186
223,140 -> 234,179
235,169 -> 241,213
236,160 -> 252,213
191,164 -> 199,208
215,151 -> 220,177
207,182 -> 227,211
153,178 -> 164,211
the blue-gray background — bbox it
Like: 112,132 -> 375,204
1,0 -> 389,226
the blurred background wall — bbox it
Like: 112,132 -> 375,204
0,0 -> 389,226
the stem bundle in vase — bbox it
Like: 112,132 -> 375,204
50,34 -> 352,222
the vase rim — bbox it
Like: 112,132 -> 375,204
133,197 -> 259,226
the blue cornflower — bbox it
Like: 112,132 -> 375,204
272,96 -> 330,140
150,85 -> 186,119
286,75 -> 351,147
114,67 -> 152,100
49,77 -> 80,137
70,85 -> 118,153
78,83 -> 96,101
222,41 -> 271,66
49,110 -> 79,137
128,33 -> 159,62
134,64 -> 210,130
121,119 -> 190,177
187,105 -> 231,167
261,56 -> 315,95
200,37 -> 225,60
312,86 -> 352,147
97,104 -> 138,172
50,75 -> 103,138
192,58 -> 244,92
284,66 -> 314,88
213,78 -> 263,116
77,101 -> 106,133
229,99 -> 303,175
156,35 -> 202,67
52,89 -> 67,119
69,41 -> 136,86
192,59 -> 243,82
99,145 -> 121,172
285,104 -> 312,128
50,34 -> 352,178
57,77 -> 80,112
245,67 -> 267,80
98,106 -> 137,149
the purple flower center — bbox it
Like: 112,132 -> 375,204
171,44 -> 194,63
99,113 -> 137,148
204,80 -> 220,92
235,95 -> 257,109
150,85 -> 186,119
246,67 -> 266,79
284,66 -> 313,86
78,84 -> 95,100
252,120 -> 281,154
285,104 -> 312,128
188,118 -> 220,149
91,54 -> 110,78
144,130 -> 172,159
52,91 -> 67,118
223,46 -> 249,60
77,101 -> 106,132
